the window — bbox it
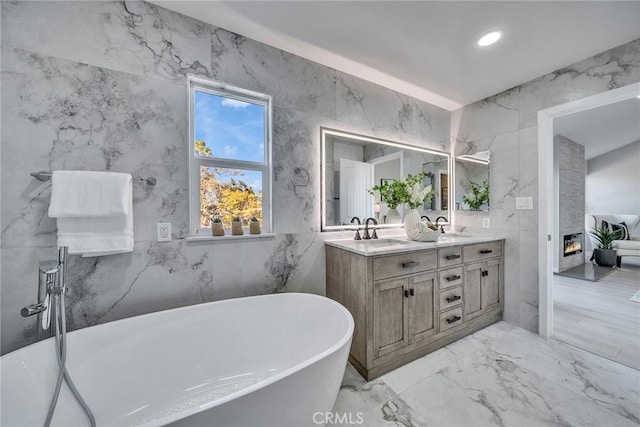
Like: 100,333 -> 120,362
188,75 -> 272,236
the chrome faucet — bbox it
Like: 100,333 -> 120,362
435,216 -> 448,233
21,261 -> 58,341
363,218 -> 378,240
350,217 -> 362,240
21,260 -> 59,338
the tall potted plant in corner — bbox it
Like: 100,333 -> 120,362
589,225 -> 621,267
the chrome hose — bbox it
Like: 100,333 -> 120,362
44,248 -> 96,427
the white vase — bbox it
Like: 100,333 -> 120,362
403,208 -> 440,242
385,208 -> 402,224
403,209 -> 421,235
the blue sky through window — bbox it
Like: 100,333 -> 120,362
194,90 -> 265,163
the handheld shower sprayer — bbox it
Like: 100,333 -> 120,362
22,247 -> 96,427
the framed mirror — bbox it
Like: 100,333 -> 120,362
454,151 -> 491,211
321,128 -> 450,231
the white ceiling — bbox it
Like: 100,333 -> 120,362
554,96 -> 640,160
153,1 -> 639,111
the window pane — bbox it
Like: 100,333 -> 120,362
194,90 -> 265,162
200,166 -> 263,228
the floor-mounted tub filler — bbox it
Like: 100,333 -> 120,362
1,293 -> 354,426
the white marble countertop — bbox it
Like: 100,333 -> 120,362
325,233 -> 504,256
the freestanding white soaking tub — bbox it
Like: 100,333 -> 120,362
1,293 -> 354,426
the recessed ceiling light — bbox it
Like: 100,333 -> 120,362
478,31 -> 502,47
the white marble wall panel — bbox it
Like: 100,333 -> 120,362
454,38 -> 639,332
1,48 -> 189,248
210,28 -> 337,119
518,230 -> 539,331
271,107 -> 322,234
518,126 -> 538,230
335,72 -> 449,150
451,88 -> 519,142
1,1 -> 212,83
519,41 -> 640,129
486,131 -> 520,228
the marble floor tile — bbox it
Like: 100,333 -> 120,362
355,397 -> 427,427
332,364 -> 397,416
332,321 -> 639,427
380,346 -> 457,395
400,349 -> 637,427
489,328 -> 640,423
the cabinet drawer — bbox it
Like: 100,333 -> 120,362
373,250 -> 437,280
438,246 -> 462,267
463,241 -> 502,263
439,286 -> 463,311
439,267 -> 463,290
439,307 -> 463,332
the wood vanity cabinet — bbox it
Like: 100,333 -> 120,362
326,239 -> 504,380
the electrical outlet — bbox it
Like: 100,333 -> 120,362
157,223 -> 171,242
482,217 -> 491,228
516,197 -> 534,210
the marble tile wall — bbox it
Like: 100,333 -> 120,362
452,39 -> 640,331
0,1 -> 450,354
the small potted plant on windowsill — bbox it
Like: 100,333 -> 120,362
211,216 -> 224,236
589,225 -> 621,267
231,216 -> 244,236
249,216 -> 261,235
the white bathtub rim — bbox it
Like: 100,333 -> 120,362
150,293 -> 355,426
2,292 -> 355,426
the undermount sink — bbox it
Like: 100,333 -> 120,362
354,238 -> 411,245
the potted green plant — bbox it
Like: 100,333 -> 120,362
249,215 -> 261,235
462,180 -> 489,211
369,172 -> 433,225
369,178 -> 404,223
211,216 -> 224,236
369,179 -> 404,210
589,225 -> 621,267
231,216 -> 244,236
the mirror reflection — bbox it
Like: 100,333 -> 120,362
321,128 -> 450,231
455,151 -> 491,211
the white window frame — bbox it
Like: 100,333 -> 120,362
188,75 -> 273,236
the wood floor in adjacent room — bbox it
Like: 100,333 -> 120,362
553,257 -> 640,370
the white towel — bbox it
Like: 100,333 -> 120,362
48,171 -> 134,257
48,170 -> 131,217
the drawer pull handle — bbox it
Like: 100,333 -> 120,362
446,295 -> 461,303
479,249 -> 493,254
404,290 -> 410,298
445,254 -> 461,260
409,288 -> 415,296
402,261 -> 419,268
446,315 -> 461,324
446,275 -> 461,282
482,270 -> 489,277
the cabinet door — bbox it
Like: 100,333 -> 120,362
408,273 -> 437,344
463,262 -> 483,320
373,278 -> 407,358
483,258 -> 502,312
